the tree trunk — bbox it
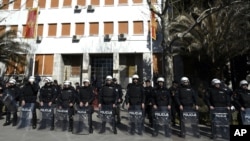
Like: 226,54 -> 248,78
161,13 -> 174,88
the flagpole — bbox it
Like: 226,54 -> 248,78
150,12 -> 154,87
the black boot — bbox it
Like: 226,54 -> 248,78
99,122 -> 106,134
12,112 -> 17,126
68,117 -> 73,132
152,123 -> 158,137
3,112 -> 11,126
32,114 -> 37,129
113,121 -> 117,134
50,114 -> 55,130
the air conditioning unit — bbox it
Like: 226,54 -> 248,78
118,33 -> 127,41
104,34 -> 111,41
87,5 -> 94,12
36,36 -> 42,43
72,35 -> 80,41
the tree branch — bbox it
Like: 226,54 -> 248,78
147,0 -> 162,16
181,1 -> 244,38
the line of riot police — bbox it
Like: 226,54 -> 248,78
1,74 -> 250,139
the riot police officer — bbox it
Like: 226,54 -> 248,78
144,79 -> 153,127
169,80 -> 178,126
98,75 -> 118,134
20,76 -> 40,129
112,78 -> 123,124
39,77 -> 57,130
205,78 -> 230,139
152,77 -> 171,136
175,77 -> 198,137
233,80 -> 250,125
57,80 -> 76,132
3,78 -> 20,126
205,78 -> 230,110
125,74 -> 145,135
77,79 -> 94,133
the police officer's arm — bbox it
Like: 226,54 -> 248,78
174,89 -> 181,107
167,89 -> 172,107
226,91 -> 231,107
192,89 -> 198,106
231,92 -> 241,110
125,84 -> 131,105
204,89 -> 212,108
118,85 -> 123,102
88,87 -> 95,104
98,88 -> 103,105
140,85 -> 145,104
38,88 -> 44,102
151,89 -> 156,106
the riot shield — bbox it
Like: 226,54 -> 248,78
1,92 -> 17,113
128,105 -> 144,135
38,104 -> 53,130
17,103 -> 35,129
99,105 -> 115,133
241,108 -> 250,125
210,107 -> 230,139
180,107 -> 200,138
72,106 -> 89,135
55,108 -> 68,131
154,106 -> 171,137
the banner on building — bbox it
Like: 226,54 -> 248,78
24,8 -> 38,38
151,11 -> 157,40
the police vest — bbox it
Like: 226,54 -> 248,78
178,87 -> 194,106
61,89 -> 74,102
41,86 -> 54,102
210,88 -> 228,107
239,89 -> 250,108
155,88 -> 170,106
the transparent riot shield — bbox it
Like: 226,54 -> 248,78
72,106 -> 89,135
241,108 -> 250,125
99,105 -> 115,133
210,107 -> 230,139
1,92 -> 17,113
17,103 -> 35,129
180,107 -> 200,138
154,106 -> 171,137
38,104 -> 53,130
55,108 -> 68,131
128,105 -> 144,135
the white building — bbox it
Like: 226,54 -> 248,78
0,0 -> 163,88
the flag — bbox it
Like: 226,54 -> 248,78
24,8 -> 38,38
151,11 -> 157,40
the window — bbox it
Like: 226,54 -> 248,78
13,0 -> 21,9
2,0 -> 9,9
75,23 -> 85,35
37,24 -> 43,36
104,22 -> 113,34
5,55 -> 26,75
91,0 -> 99,6
105,0 -> 114,5
89,22 -> 99,35
50,0 -> 59,8
133,0 -> 142,3
38,0 -> 46,8
35,54 -> 54,75
10,25 -> 18,32
63,0 -> 72,7
118,21 -> 128,34
22,25 -> 26,37
0,26 -> 6,35
118,0 -> 127,4
77,0 -> 86,6
61,23 -> 70,36
48,24 -> 57,36
26,0 -> 33,8
133,21 -> 143,34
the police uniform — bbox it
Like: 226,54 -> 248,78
57,84 -> 76,131
77,84 -> 94,133
99,82 -> 118,134
39,82 -> 57,130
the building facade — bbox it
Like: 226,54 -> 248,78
0,0 -> 163,88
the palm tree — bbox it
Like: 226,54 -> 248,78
168,0 -> 250,83
0,30 -> 30,76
